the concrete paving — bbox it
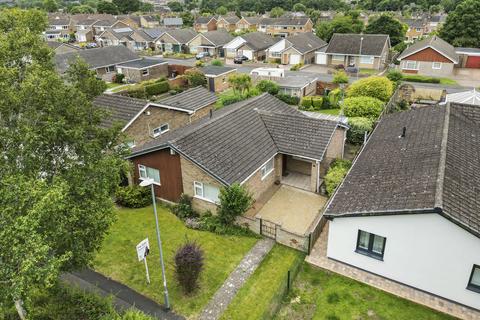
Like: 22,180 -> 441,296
255,185 -> 327,235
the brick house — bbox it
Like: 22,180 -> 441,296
266,32 -> 327,65
258,17 -> 313,37
155,29 -> 197,53
223,32 -> 277,62
187,30 -> 233,57
126,93 -> 347,207
235,16 -> 261,32
216,15 -> 240,32
403,18 -> 428,42
200,66 -> 237,92
94,86 -> 217,148
194,16 -> 217,33
397,36 -> 459,77
116,58 -> 168,83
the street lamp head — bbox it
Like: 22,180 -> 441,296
139,178 -> 154,187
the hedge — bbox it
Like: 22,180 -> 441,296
325,159 -> 352,196
126,87 -> 146,99
276,94 -> 300,105
256,80 -> 279,95
401,74 -> 441,84
115,185 -> 151,208
343,96 -> 384,119
145,81 -> 169,96
347,117 -> 374,145
299,96 -> 323,111
347,76 -> 394,102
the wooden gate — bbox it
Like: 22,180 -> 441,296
260,219 -> 277,239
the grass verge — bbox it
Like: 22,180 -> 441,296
94,205 -> 258,317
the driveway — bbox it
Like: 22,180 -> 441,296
255,185 -> 327,235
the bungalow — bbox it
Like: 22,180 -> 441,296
187,30 -> 234,57
117,15 -> 141,29
397,36 -> 459,77
235,16 -> 261,32
155,29 -> 197,53
320,33 -> 390,70
126,93 -> 347,207
194,16 -> 217,33
216,15 -> 240,32
162,17 -> 183,28
250,69 -> 317,97
266,32 -> 327,65
322,103 -> 480,317
116,58 -> 168,83
94,86 -> 217,148
200,66 -> 237,92
54,45 -> 140,81
223,32 -> 277,62
258,17 -> 313,37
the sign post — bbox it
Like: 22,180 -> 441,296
136,238 -> 151,284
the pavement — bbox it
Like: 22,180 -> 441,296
61,269 -> 184,320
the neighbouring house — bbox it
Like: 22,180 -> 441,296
47,41 -> 80,54
397,36 -> 459,77
266,32 -> 327,65
76,29 -> 94,43
162,17 -> 183,28
216,15 -> 240,32
442,88 -> 480,106
43,30 -> 70,41
187,30 -> 233,58
97,27 -> 155,51
95,86 -> 217,148
258,17 -> 314,37
235,16 -> 261,32
140,15 -> 160,28
194,16 -> 217,33
323,103 -> 480,316
93,19 -> 125,36
74,18 -> 98,32
117,15 -> 142,29
426,15 -> 446,33
320,33 -> 390,70
126,93 -> 347,207
403,18 -> 428,42
200,66 -> 237,92
223,32 -> 277,62
155,29 -> 197,53
116,58 -> 168,83
455,47 -> 480,69
250,69 -> 317,97
55,45 -> 140,81
45,16 -> 71,41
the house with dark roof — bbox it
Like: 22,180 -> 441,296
200,66 -> 237,92
187,30 -> 234,57
154,29 -> 198,53
194,16 -> 217,33
397,36 -> 459,77
322,103 -> 480,315
223,32 -> 277,62
266,32 -> 327,65
125,93 -> 347,207
258,17 -> 313,37
116,58 -> 168,83
92,19 -> 126,35
46,16 -> 71,40
320,33 -> 390,70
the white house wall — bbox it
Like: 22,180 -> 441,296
268,39 -> 287,54
327,213 -> 480,310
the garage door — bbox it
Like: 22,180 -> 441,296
243,50 -> 253,60
466,56 -> 480,68
316,53 -> 327,65
290,54 -> 301,65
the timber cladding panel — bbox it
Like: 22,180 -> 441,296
403,47 -> 453,63
131,148 -> 183,202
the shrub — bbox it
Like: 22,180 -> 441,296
115,185 -> 151,208
217,183 -> 253,225
276,93 -> 300,105
343,96 -> 384,119
347,117 -> 374,145
172,194 -> 197,219
290,62 -> 304,71
325,159 -> 352,196
332,70 -> 349,84
174,241 -> 204,294
347,76 -> 394,102
145,81 -> 169,96
256,80 -> 279,95
211,59 -> 223,66
386,69 -> 403,82
195,60 -> 205,67
299,96 -> 324,111
327,88 -> 342,108
126,87 -> 146,99
113,73 -> 125,84
185,69 -> 207,87
401,74 -> 441,84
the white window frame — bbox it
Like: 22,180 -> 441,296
141,68 -> 150,76
193,181 -> 220,204
403,60 -> 418,70
152,123 -> 169,137
105,65 -> 115,73
260,158 -> 274,180
360,55 -> 374,64
138,164 -> 161,185
332,54 -> 344,62
432,62 -> 442,70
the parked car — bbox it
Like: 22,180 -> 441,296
234,55 -> 249,64
196,52 -> 210,60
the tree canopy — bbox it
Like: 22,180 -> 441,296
316,14 -> 364,42
365,14 -> 406,46
112,0 -> 140,13
167,1 -> 184,12
439,0 -> 480,47
97,0 -> 119,14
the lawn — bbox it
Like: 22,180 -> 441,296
275,263 -> 455,320
402,74 -> 458,85
359,68 -> 378,76
94,205 -> 258,317
221,245 -> 305,320
106,82 -> 123,89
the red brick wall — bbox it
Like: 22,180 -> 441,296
403,47 -> 452,63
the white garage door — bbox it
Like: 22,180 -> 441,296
290,54 -> 301,65
316,53 -> 327,65
243,50 -> 253,60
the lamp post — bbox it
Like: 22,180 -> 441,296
139,178 -> 170,310
357,36 -> 364,81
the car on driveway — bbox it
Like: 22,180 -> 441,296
196,52 -> 210,60
234,55 -> 249,64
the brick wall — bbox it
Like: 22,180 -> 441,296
122,64 -> 168,83
244,154 -> 281,200
320,127 -> 346,176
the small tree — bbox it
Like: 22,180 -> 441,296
270,7 -> 284,18
256,80 -> 279,95
386,69 -> 403,83
174,241 -> 204,294
218,183 -> 253,225
185,69 -> 207,87
228,74 -> 252,94
332,70 -> 349,84
293,3 -> 306,12
343,96 -> 384,119
347,76 -> 394,102
216,6 -> 228,15
211,59 -> 223,66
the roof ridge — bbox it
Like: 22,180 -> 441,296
434,103 -> 450,210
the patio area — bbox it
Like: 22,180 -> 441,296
255,185 -> 327,235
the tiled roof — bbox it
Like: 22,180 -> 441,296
49,18 -> 70,25
325,33 -> 390,56
154,86 -> 217,112
261,17 -> 310,26
200,65 -> 236,76
241,32 -> 277,51
129,93 -> 340,185
200,30 -> 234,46
93,18 -> 117,27
163,17 -> 183,26
117,58 -> 167,69
93,94 -> 148,128
286,32 -> 327,54
163,29 -> 197,43
195,16 -> 216,24
142,27 -> 168,39
325,103 -> 480,238
398,36 -> 459,63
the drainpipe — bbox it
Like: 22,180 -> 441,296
316,160 -> 320,193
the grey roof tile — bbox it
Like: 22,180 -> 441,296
199,30 -> 234,46
326,33 -> 390,56
155,86 -> 217,112
398,36 -> 459,63
94,94 -> 148,128
163,29 -> 197,43
286,32 -> 327,54
241,32 -> 277,51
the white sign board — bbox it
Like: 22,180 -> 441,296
136,238 -> 150,262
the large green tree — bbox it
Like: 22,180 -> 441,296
0,8 -> 126,318
112,0 -> 140,13
316,14 -> 364,42
97,0 -> 119,14
439,0 -> 480,47
365,14 -> 406,46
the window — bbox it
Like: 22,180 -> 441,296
356,230 -> 386,260
105,65 -> 115,73
360,55 -> 374,64
193,181 -> 220,203
271,51 -> 282,57
432,62 -> 442,70
126,140 -> 136,148
332,54 -> 344,61
138,164 -> 160,184
467,265 -> 480,293
260,158 -> 274,180
141,69 -> 149,76
415,27 -> 422,32
404,60 -> 418,70
152,123 -> 169,137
